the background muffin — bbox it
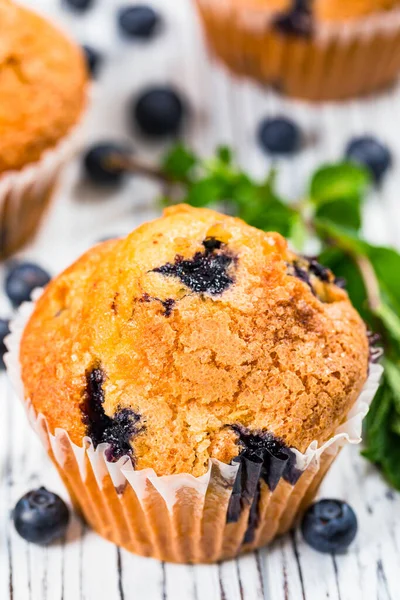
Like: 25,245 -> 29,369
195,0 -> 400,101
0,0 -> 87,257
11,205 -> 376,562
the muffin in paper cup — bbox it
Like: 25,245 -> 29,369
194,0 -> 400,101
0,0 -> 88,258
6,205 -> 383,563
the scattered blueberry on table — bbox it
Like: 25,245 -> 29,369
82,45 -> 102,78
345,136 -> 392,184
118,5 -> 161,39
13,488 -> 70,545
0,318 -> 10,369
258,116 -> 302,155
63,0 -> 94,12
83,142 -> 131,186
301,499 -> 358,554
132,86 -> 187,137
5,262 -> 51,308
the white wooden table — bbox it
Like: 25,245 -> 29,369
1,1 -> 400,598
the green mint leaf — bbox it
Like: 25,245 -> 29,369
216,145 -> 233,165
162,144 -> 197,181
245,204 -> 296,238
375,304 -> 400,346
363,382 -> 393,464
383,359 -> 400,414
290,214 -> 308,252
318,246 -> 370,321
316,198 -> 362,231
363,377 -> 400,490
366,247 -> 400,314
185,177 -> 224,207
314,218 -> 366,254
310,162 -> 370,207
390,414 -> 400,436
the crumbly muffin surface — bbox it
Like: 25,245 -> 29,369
20,205 -> 369,476
0,0 -> 87,172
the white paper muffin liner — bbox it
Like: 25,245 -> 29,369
0,105 -> 86,258
5,289 -> 383,562
195,2 -> 400,101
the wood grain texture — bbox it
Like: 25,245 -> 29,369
0,0 -> 400,598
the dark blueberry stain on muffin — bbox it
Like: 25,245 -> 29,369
289,262 -> 314,293
287,256 -> 336,298
161,298 -> 176,317
307,258 -> 331,282
227,426 -> 302,542
81,366 -> 142,462
111,292 -> 119,314
273,0 -> 313,38
152,237 -> 236,295
139,292 -> 176,317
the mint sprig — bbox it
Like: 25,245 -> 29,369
160,143 -> 400,490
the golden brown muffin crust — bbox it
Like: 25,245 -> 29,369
232,0 -> 400,21
20,206 -> 369,476
0,0 -> 87,173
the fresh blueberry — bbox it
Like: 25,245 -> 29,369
13,488 -> 70,545
118,5 -> 161,39
301,499 -> 358,554
83,142 -> 130,186
258,117 -> 302,155
63,0 -> 94,12
132,87 -> 186,137
82,45 -> 102,78
345,136 -> 392,183
0,318 -> 10,369
5,263 -> 51,308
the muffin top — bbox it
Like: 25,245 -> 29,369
20,205 -> 369,477
236,0 -> 400,21
0,0 -> 87,173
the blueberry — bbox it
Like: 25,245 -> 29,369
301,499 -> 358,554
258,117 -> 302,155
13,488 -> 70,545
0,318 -> 10,369
82,45 -> 102,78
132,87 -> 186,137
345,136 -> 392,183
83,142 -> 130,186
5,263 -> 51,308
118,5 -> 161,39
63,0 -> 94,12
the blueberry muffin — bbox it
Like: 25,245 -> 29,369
195,0 -> 400,100
16,205 -> 371,562
0,0 -> 87,257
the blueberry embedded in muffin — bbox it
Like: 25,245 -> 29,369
273,0 -> 314,38
139,292 -> 176,317
81,365 -> 143,462
151,237 -> 237,295
287,255 -> 343,302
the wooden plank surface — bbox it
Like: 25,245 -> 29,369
1,1 -> 400,598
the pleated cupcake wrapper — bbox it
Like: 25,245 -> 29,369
5,290 -> 383,562
0,97 -> 88,258
195,2 -> 400,101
